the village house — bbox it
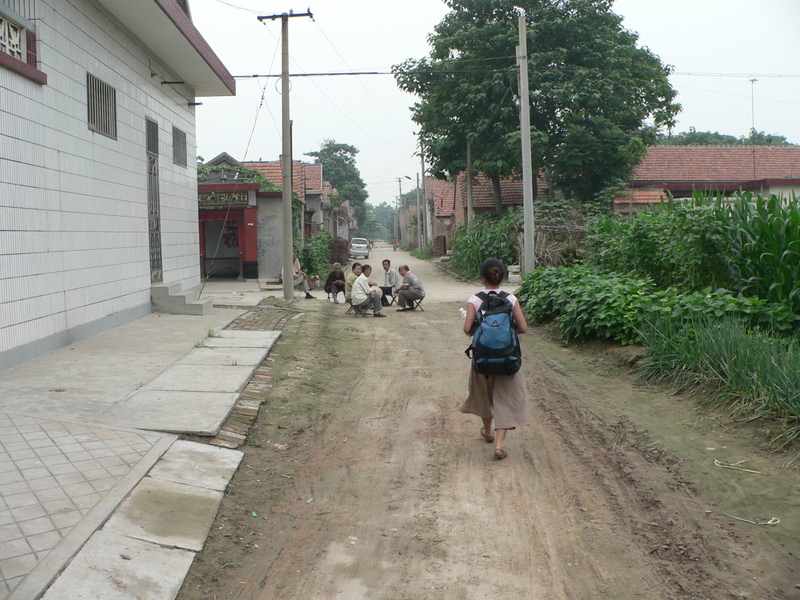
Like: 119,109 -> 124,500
0,0 -> 234,369
614,146 -> 800,214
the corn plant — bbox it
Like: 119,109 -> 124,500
450,210 -> 520,278
715,192 -> 800,312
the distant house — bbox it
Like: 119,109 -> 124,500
614,146 -> 800,214
0,0 -> 235,369
198,153 -> 281,281
426,177 -> 457,255
243,159 -> 331,241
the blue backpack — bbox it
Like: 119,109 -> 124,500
465,291 -> 522,376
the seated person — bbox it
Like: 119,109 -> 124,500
380,259 -> 401,307
396,265 -> 425,311
345,262 -> 362,303
324,262 -> 346,304
293,254 -> 315,300
351,264 -> 386,317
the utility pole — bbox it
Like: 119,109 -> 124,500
258,10 -> 313,300
517,13 -> 536,273
466,138 -> 473,225
420,147 -> 431,245
416,173 -> 422,250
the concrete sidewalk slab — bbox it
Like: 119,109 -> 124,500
0,310 -> 244,425
95,391 -> 240,436
141,364 -> 255,394
214,330 -> 282,340
148,440 -> 242,491
203,336 -> 280,349
180,346 -> 269,367
39,530 -> 194,600
103,478 -> 223,552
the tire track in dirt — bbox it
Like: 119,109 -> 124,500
179,292 -> 786,600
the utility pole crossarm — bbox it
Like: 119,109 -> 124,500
258,10 -> 313,21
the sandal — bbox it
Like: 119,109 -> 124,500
480,427 -> 495,443
494,448 -> 508,460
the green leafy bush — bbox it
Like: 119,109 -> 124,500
585,196 -> 731,291
300,229 -> 331,278
516,265 -> 655,344
516,265 -> 800,345
586,191 -> 800,314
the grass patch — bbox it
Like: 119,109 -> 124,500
636,313 -> 800,447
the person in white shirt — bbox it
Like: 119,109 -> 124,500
351,264 -> 386,317
380,259 -> 401,306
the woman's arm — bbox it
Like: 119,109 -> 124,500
512,301 -> 528,334
463,303 -> 477,336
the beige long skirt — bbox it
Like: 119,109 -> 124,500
459,368 -> 529,430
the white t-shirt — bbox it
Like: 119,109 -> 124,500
468,289 -> 517,313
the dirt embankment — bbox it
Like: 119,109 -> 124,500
179,262 -> 800,600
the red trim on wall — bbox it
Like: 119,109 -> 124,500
0,49 -> 46,84
198,182 -> 260,193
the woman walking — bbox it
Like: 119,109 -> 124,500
460,258 -> 529,459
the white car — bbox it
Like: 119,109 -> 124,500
348,238 -> 370,259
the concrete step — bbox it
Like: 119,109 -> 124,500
151,284 -> 213,316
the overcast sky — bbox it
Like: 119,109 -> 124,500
191,0 -> 800,208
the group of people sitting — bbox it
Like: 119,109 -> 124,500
322,259 -> 425,317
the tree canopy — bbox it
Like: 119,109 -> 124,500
657,128 -> 796,147
305,140 -> 370,231
393,0 -> 680,207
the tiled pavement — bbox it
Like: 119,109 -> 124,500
0,290 -> 304,599
0,413 -> 173,599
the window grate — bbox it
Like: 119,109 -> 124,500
87,73 -> 117,139
172,126 -> 187,167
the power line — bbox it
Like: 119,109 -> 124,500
674,72 -> 800,78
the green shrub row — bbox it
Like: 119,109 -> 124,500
516,265 -> 799,345
585,192 -> 800,313
585,198 -> 731,291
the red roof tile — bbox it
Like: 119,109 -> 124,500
454,174 -> 549,209
243,159 -> 321,197
633,146 -> 800,184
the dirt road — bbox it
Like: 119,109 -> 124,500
179,247 -> 800,599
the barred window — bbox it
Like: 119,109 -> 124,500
87,73 -> 117,139
172,126 -> 187,167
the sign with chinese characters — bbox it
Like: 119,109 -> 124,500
199,192 -> 249,207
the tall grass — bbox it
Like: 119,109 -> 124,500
637,313 -> 800,447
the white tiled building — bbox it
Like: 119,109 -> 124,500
0,0 -> 234,369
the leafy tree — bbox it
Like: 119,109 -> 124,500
657,127 -> 795,146
305,140 -> 370,232
372,201 -> 395,240
394,0 -> 680,208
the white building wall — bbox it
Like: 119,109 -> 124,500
0,0 -> 202,369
